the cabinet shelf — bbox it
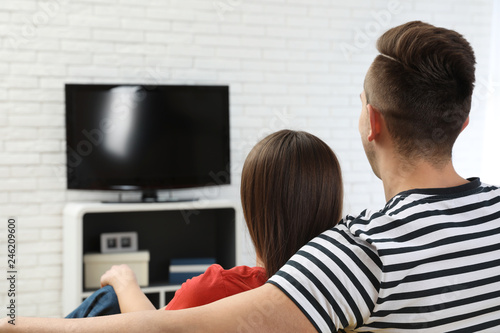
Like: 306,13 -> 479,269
63,200 -> 240,314
82,283 -> 182,297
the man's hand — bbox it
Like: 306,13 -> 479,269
0,316 -> 17,333
0,317 -> 9,330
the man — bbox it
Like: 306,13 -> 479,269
2,20 -> 500,332
267,21 -> 500,331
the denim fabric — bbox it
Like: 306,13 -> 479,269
65,285 -> 121,318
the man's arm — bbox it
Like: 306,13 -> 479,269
1,284 -> 316,332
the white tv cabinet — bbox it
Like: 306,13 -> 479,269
63,200 -> 241,315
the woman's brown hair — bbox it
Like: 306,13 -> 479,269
241,130 -> 343,278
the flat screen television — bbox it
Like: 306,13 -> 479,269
65,84 -> 230,202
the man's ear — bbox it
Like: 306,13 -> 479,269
461,116 -> 470,133
367,104 -> 382,142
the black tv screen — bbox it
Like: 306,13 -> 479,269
65,84 -> 230,199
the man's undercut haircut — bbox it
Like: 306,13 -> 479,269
365,21 -> 476,164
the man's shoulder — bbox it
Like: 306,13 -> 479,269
342,178 -> 500,225
330,178 -> 500,247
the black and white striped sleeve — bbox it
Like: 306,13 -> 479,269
267,225 -> 382,332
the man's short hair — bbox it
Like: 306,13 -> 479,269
365,21 -> 476,164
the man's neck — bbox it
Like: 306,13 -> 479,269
380,160 -> 469,202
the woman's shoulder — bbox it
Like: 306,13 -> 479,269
220,265 -> 267,288
165,264 -> 267,310
199,264 -> 267,290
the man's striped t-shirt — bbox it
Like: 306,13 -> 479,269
268,178 -> 500,332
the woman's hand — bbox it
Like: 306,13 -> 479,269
100,264 -> 139,294
99,264 -> 156,313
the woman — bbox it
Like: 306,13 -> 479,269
66,129 -> 343,316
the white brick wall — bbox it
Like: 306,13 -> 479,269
0,0 -> 495,317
